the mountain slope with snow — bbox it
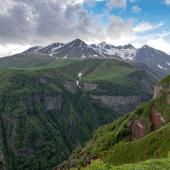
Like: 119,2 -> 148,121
4,39 -> 170,78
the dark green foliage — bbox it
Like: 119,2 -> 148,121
0,59 -> 157,169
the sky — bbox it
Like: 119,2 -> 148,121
0,0 -> 170,57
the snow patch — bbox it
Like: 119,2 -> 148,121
63,55 -> 68,59
81,53 -> 86,58
91,43 -> 136,60
167,62 -> 170,66
157,64 -> 167,71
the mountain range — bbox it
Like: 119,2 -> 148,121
0,39 -> 170,170
21,39 -> 170,78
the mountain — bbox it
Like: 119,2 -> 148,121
50,39 -> 103,59
0,59 -> 157,170
91,42 -> 136,60
22,46 -> 44,54
19,39 -> 170,78
22,39 -> 104,59
39,43 -> 64,55
59,74 -> 170,170
135,45 -> 170,78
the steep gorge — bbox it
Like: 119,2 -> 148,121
0,59 -> 157,169
59,74 -> 170,170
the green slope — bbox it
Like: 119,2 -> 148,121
72,157 -> 170,170
61,75 -> 170,170
0,59 -> 157,170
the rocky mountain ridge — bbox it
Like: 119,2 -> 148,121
21,39 -> 170,78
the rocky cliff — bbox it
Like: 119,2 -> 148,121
57,75 -> 170,170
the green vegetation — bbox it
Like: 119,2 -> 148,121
67,75 -> 170,169
72,157 -> 170,170
0,58 -> 157,169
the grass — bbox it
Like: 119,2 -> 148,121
72,157 -> 170,170
68,82 -> 170,168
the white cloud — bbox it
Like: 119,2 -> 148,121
133,22 -> 164,32
106,16 -> 133,42
164,0 -> 170,5
107,0 -> 127,10
131,5 -> 141,13
147,38 -> 170,54
0,44 -> 31,57
0,0 -> 169,57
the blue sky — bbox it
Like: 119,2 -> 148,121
81,0 -> 170,53
0,0 -> 170,56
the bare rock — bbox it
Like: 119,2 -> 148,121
131,120 -> 145,140
153,85 -> 163,98
90,95 -> 142,114
82,83 -> 98,91
39,77 -> 48,84
151,109 -> 165,130
63,81 -> 78,93
44,96 -> 62,111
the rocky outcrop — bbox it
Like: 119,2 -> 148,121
91,95 -> 142,114
153,85 -> 163,98
63,81 -> 78,93
154,84 -> 170,104
39,77 -> 48,84
44,96 -> 62,111
151,109 -> 165,130
82,83 -> 98,91
131,120 -> 145,140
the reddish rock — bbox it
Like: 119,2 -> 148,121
131,120 -> 145,140
151,109 -> 165,130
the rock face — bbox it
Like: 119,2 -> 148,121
154,84 -> 170,105
44,96 -> 62,111
63,81 -> 78,93
151,109 -> 165,130
153,85 -> 163,98
131,120 -> 145,140
91,95 -> 142,114
82,83 -> 97,91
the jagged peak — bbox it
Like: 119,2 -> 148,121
141,45 -> 152,49
66,38 -> 87,47
123,44 -> 135,49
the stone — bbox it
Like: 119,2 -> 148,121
131,120 -> 145,140
151,109 -> 165,130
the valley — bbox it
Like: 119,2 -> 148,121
0,57 -> 157,170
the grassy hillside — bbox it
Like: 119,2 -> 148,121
71,157 -> 170,170
60,75 -> 170,170
0,59 -> 157,170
